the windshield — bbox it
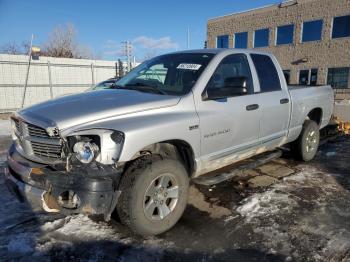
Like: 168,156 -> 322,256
114,53 -> 215,95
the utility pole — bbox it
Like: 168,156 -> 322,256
21,34 -> 34,108
121,41 -> 132,72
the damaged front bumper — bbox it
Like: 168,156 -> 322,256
4,144 -> 122,221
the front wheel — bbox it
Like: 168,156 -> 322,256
117,156 -> 189,236
291,120 -> 320,161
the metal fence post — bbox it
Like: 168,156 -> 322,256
47,61 -> 53,98
91,63 -> 95,87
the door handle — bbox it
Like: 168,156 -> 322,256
246,104 -> 259,111
280,98 -> 289,104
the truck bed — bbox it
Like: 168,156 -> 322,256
286,85 -> 334,142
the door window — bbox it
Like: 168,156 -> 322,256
251,54 -> 281,92
206,54 -> 253,94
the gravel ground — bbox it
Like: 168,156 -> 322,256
0,129 -> 349,261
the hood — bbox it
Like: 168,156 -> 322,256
18,89 -> 180,131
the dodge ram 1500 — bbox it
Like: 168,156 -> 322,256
5,49 -> 334,235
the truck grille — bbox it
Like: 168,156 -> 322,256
13,118 -> 20,131
27,123 -> 52,138
12,118 -> 63,162
30,140 -> 62,159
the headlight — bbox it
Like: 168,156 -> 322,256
73,141 -> 99,164
67,130 -> 124,165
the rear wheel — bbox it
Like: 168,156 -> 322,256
291,120 -> 320,161
117,155 -> 189,236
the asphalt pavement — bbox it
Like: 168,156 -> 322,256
0,124 -> 349,261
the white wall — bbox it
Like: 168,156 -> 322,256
0,54 -> 118,111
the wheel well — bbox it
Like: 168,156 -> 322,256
130,140 -> 195,176
307,108 -> 322,126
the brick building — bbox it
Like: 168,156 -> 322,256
207,0 -> 350,100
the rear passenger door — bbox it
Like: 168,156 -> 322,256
250,54 -> 290,148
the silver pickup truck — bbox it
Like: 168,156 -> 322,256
5,49 -> 334,236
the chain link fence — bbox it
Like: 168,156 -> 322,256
0,54 -> 119,112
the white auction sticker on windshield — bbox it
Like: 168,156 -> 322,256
177,63 -> 202,70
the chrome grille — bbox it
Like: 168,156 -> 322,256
31,140 -> 62,159
13,118 -> 20,132
12,118 -> 63,162
27,123 -> 53,138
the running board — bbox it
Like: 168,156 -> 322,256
193,150 -> 283,186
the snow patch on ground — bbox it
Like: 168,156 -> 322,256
237,191 -> 296,222
36,214 -> 130,254
42,215 -> 121,240
235,165 -> 350,260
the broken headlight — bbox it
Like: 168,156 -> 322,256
73,141 -> 99,164
67,130 -> 124,165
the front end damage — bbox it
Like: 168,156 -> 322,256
5,144 -> 123,220
5,113 -> 124,220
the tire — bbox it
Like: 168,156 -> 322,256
117,155 -> 189,236
291,120 -> 320,161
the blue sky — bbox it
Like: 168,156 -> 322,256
0,0 -> 277,61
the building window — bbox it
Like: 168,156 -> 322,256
234,32 -> 248,48
299,69 -> 318,85
276,24 -> 294,45
332,15 -> 350,39
251,54 -> 281,92
217,35 -> 229,48
283,70 -> 291,84
299,70 -> 309,85
327,67 -> 350,89
310,69 -> 318,85
254,28 -> 269,48
302,20 -> 323,42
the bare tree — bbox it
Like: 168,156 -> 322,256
0,41 -> 21,54
0,40 -> 32,55
42,23 -> 92,59
21,40 -> 31,55
2,23 -> 93,59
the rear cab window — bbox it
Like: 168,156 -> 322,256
250,54 -> 281,92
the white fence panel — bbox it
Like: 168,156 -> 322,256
0,54 -> 118,112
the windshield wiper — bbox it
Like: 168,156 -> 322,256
124,82 -> 167,95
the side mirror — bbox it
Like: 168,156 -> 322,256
203,76 -> 248,101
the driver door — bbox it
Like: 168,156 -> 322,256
195,54 -> 262,174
